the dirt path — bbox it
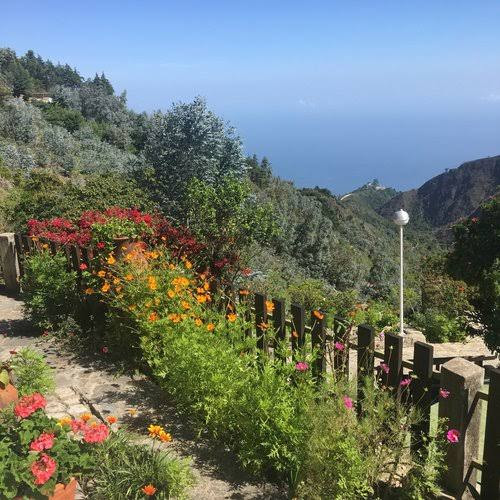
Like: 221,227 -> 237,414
0,292 -> 283,499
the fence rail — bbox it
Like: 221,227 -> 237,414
13,234 -> 500,499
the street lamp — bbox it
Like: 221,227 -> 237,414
393,209 -> 409,336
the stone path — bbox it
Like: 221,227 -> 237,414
0,292 -> 283,499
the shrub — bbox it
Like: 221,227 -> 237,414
9,348 -> 55,396
412,309 -> 468,343
21,250 -> 79,331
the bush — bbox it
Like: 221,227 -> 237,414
21,251 -> 79,331
9,348 -> 55,396
413,309 -> 468,343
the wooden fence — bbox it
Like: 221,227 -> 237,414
13,235 -> 500,499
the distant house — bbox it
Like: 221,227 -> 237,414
28,92 -> 53,104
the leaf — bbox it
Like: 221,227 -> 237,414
0,369 -> 9,389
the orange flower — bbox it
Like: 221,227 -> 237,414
195,318 -> 203,326
206,323 -> 215,331
42,243 -> 49,249
128,304 -> 136,311
116,286 -> 123,294
239,289 -> 249,296
313,310 -> 324,320
172,276 -> 189,287
227,313 -> 237,322
149,251 -> 159,259
101,282 -> 110,293
84,288 -> 94,295
168,313 -> 181,323
169,263 -> 175,270
113,278 -> 121,285
181,300 -> 191,310
158,430 -> 172,442
266,300 -> 275,312
31,236 -> 39,241
167,289 -> 176,298
97,270 -> 106,278
57,416 -> 72,427
107,255 -> 116,265
106,415 -> 117,424
203,282 -> 210,291
291,330 -> 298,339
148,276 -> 157,291
184,260 -> 193,269
148,312 -> 158,322
148,424 -> 162,437
142,484 -> 157,496
196,287 -> 205,294
81,413 -> 92,422
125,273 -> 134,281
196,294 -> 207,304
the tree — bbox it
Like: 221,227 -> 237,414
247,155 -> 272,187
143,97 -> 245,214
10,63 -> 33,98
42,103 -> 84,132
447,195 -> 500,353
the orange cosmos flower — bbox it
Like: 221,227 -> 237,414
181,300 -> 190,310
142,484 -> 157,496
168,313 -> 181,323
42,243 -> 49,249
227,313 -> 237,322
266,300 -> 275,312
107,255 -> 116,265
113,277 -> 121,285
167,289 -> 175,298
106,415 -> 118,424
184,260 -> 192,269
206,323 -> 215,331
239,289 -> 249,296
147,276 -> 157,291
203,282 -> 210,291
81,413 -> 92,422
101,282 -> 110,293
97,270 -> 106,278
158,430 -> 172,442
149,312 -> 158,322
313,310 -> 324,320
195,318 -> 203,326
148,424 -> 162,437
196,294 -> 207,304
84,287 -> 94,295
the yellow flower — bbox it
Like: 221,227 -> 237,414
172,276 -> 189,287
169,263 -> 175,270
195,318 -> 203,326
167,289 -> 176,298
101,282 -> 110,293
128,304 -> 136,311
154,297 -> 160,305
150,251 -> 159,259
81,413 -> 92,422
128,408 -> 138,416
125,273 -> 134,281
206,323 -> 215,331
107,255 -> 116,265
168,313 -> 181,323
84,287 -> 94,295
113,277 -> 121,285
97,270 -> 106,278
203,282 -> 210,291
147,276 -> 157,291
184,260 -> 192,269
42,243 -> 49,249
196,294 -> 207,304
57,416 -> 72,427
181,300 -> 190,310
148,424 -> 163,438
227,313 -> 237,322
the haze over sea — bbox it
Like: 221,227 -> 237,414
3,0 -> 500,193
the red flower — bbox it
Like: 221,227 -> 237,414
31,453 -> 57,485
30,433 -> 55,452
96,242 -> 106,249
101,346 -> 109,354
14,393 -> 46,419
79,263 -> 88,271
83,423 -> 109,443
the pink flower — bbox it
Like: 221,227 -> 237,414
446,429 -> 460,443
334,342 -> 345,351
70,419 -> 89,433
400,377 -> 411,387
30,433 -> 55,452
14,393 -> 46,419
31,453 -> 57,485
343,396 -> 354,410
79,263 -> 88,271
101,346 -> 109,354
380,362 -> 390,374
295,362 -> 309,372
83,423 -> 110,443
97,242 -> 106,249
440,388 -> 450,398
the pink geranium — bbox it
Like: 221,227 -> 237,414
380,362 -> 390,374
30,433 -> 55,452
70,418 -> 89,433
83,423 -> 110,443
446,429 -> 460,443
440,388 -> 450,398
31,453 -> 57,485
14,393 -> 46,419
400,377 -> 411,387
295,362 -> 309,372
343,396 -> 354,410
334,342 -> 345,351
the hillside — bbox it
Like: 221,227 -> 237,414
378,156 -> 500,228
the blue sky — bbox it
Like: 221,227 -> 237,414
2,1 -> 500,193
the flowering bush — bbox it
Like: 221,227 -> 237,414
0,392 -> 105,498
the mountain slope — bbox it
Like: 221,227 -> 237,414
379,155 -> 500,227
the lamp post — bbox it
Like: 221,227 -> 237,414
392,209 -> 409,336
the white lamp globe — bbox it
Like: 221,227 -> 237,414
393,209 -> 410,226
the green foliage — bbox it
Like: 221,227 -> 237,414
91,217 -> 153,244
82,430 -> 193,499
447,195 -> 500,353
41,103 -> 84,132
21,251 -> 79,331
413,309 -> 468,343
144,96 -> 244,213
9,348 -> 55,397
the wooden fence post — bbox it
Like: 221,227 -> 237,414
410,341 -> 434,455
311,311 -> 326,383
383,332 -> 404,398
481,368 -> 500,499
238,289 -> 252,337
272,298 -> 286,362
255,293 -> 268,353
439,358 -> 484,498
357,324 -> 375,417
291,303 -> 305,355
